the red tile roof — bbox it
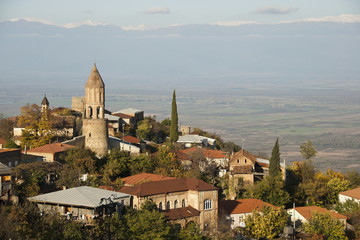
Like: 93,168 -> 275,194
339,187 -> 360,200
164,206 -> 200,220
122,173 -> 176,186
294,206 -> 347,221
119,178 -> 218,197
27,143 -> 75,154
181,147 -> 228,159
122,135 -> 141,144
220,199 -> 277,215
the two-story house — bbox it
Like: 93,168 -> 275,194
118,175 -> 218,233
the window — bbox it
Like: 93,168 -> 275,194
245,159 -> 247,163
182,199 -> 186,208
166,201 -> 170,210
204,199 -> 212,210
159,202 -> 163,211
237,159 -> 239,163
174,200 -> 178,209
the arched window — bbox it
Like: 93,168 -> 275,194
158,202 -> 163,211
174,200 -> 178,209
89,106 -> 93,118
237,159 -> 240,163
182,199 -> 186,208
245,159 -> 247,163
96,107 -> 100,119
166,201 -> 170,210
204,199 -> 212,210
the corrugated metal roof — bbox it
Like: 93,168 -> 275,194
28,186 -> 130,208
0,162 -> 11,175
113,108 -> 142,114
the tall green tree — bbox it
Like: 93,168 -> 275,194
170,90 -> 179,143
300,140 -> 317,160
269,138 -> 281,177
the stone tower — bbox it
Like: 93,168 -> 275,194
82,64 -> 108,156
41,95 -> 49,113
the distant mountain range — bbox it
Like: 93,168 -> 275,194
0,19 -> 359,90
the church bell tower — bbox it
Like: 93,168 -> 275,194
82,64 -> 108,156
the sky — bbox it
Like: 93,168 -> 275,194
1,0 -> 360,29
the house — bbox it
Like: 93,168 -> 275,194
178,147 -> 229,177
25,142 -> 76,162
121,172 -> 176,186
28,186 -> 131,222
121,135 -> 147,153
219,198 -> 277,229
108,136 -> 141,154
228,149 -> 286,199
339,187 -> 360,203
177,134 -> 216,148
287,206 -> 347,228
0,148 -> 21,167
118,177 -> 218,232
112,108 -> 144,126
0,163 -> 12,201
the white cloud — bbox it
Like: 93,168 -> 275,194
281,14 -> 360,24
144,7 -> 170,14
211,20 -> 258,27
255,6 -> 298,15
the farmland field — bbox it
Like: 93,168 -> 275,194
1,76 -> 359,172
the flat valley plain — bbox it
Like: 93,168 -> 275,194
1,76 -> 359,172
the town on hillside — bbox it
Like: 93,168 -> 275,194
0,65 -> 359,239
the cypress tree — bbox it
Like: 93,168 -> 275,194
269,138 -> 281,177
170,90 -> 179,142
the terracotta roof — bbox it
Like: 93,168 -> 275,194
99,185 -> 115,191
181,147 -> 228,159
164,206 -> 200,220
122,173 -> 176,186
122,136 -> 141,144
220,199 -> 277,215
119,178 -> 218,197
231,165 -> 253,174
27,143 -> 75,154
294,206 -> 347,221
230,149 -> 265,164
174,151 -> 190,161
339,187 -> 360,200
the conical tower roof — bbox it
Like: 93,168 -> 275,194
41,95 -> 49,106
86,64 -> 105,88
